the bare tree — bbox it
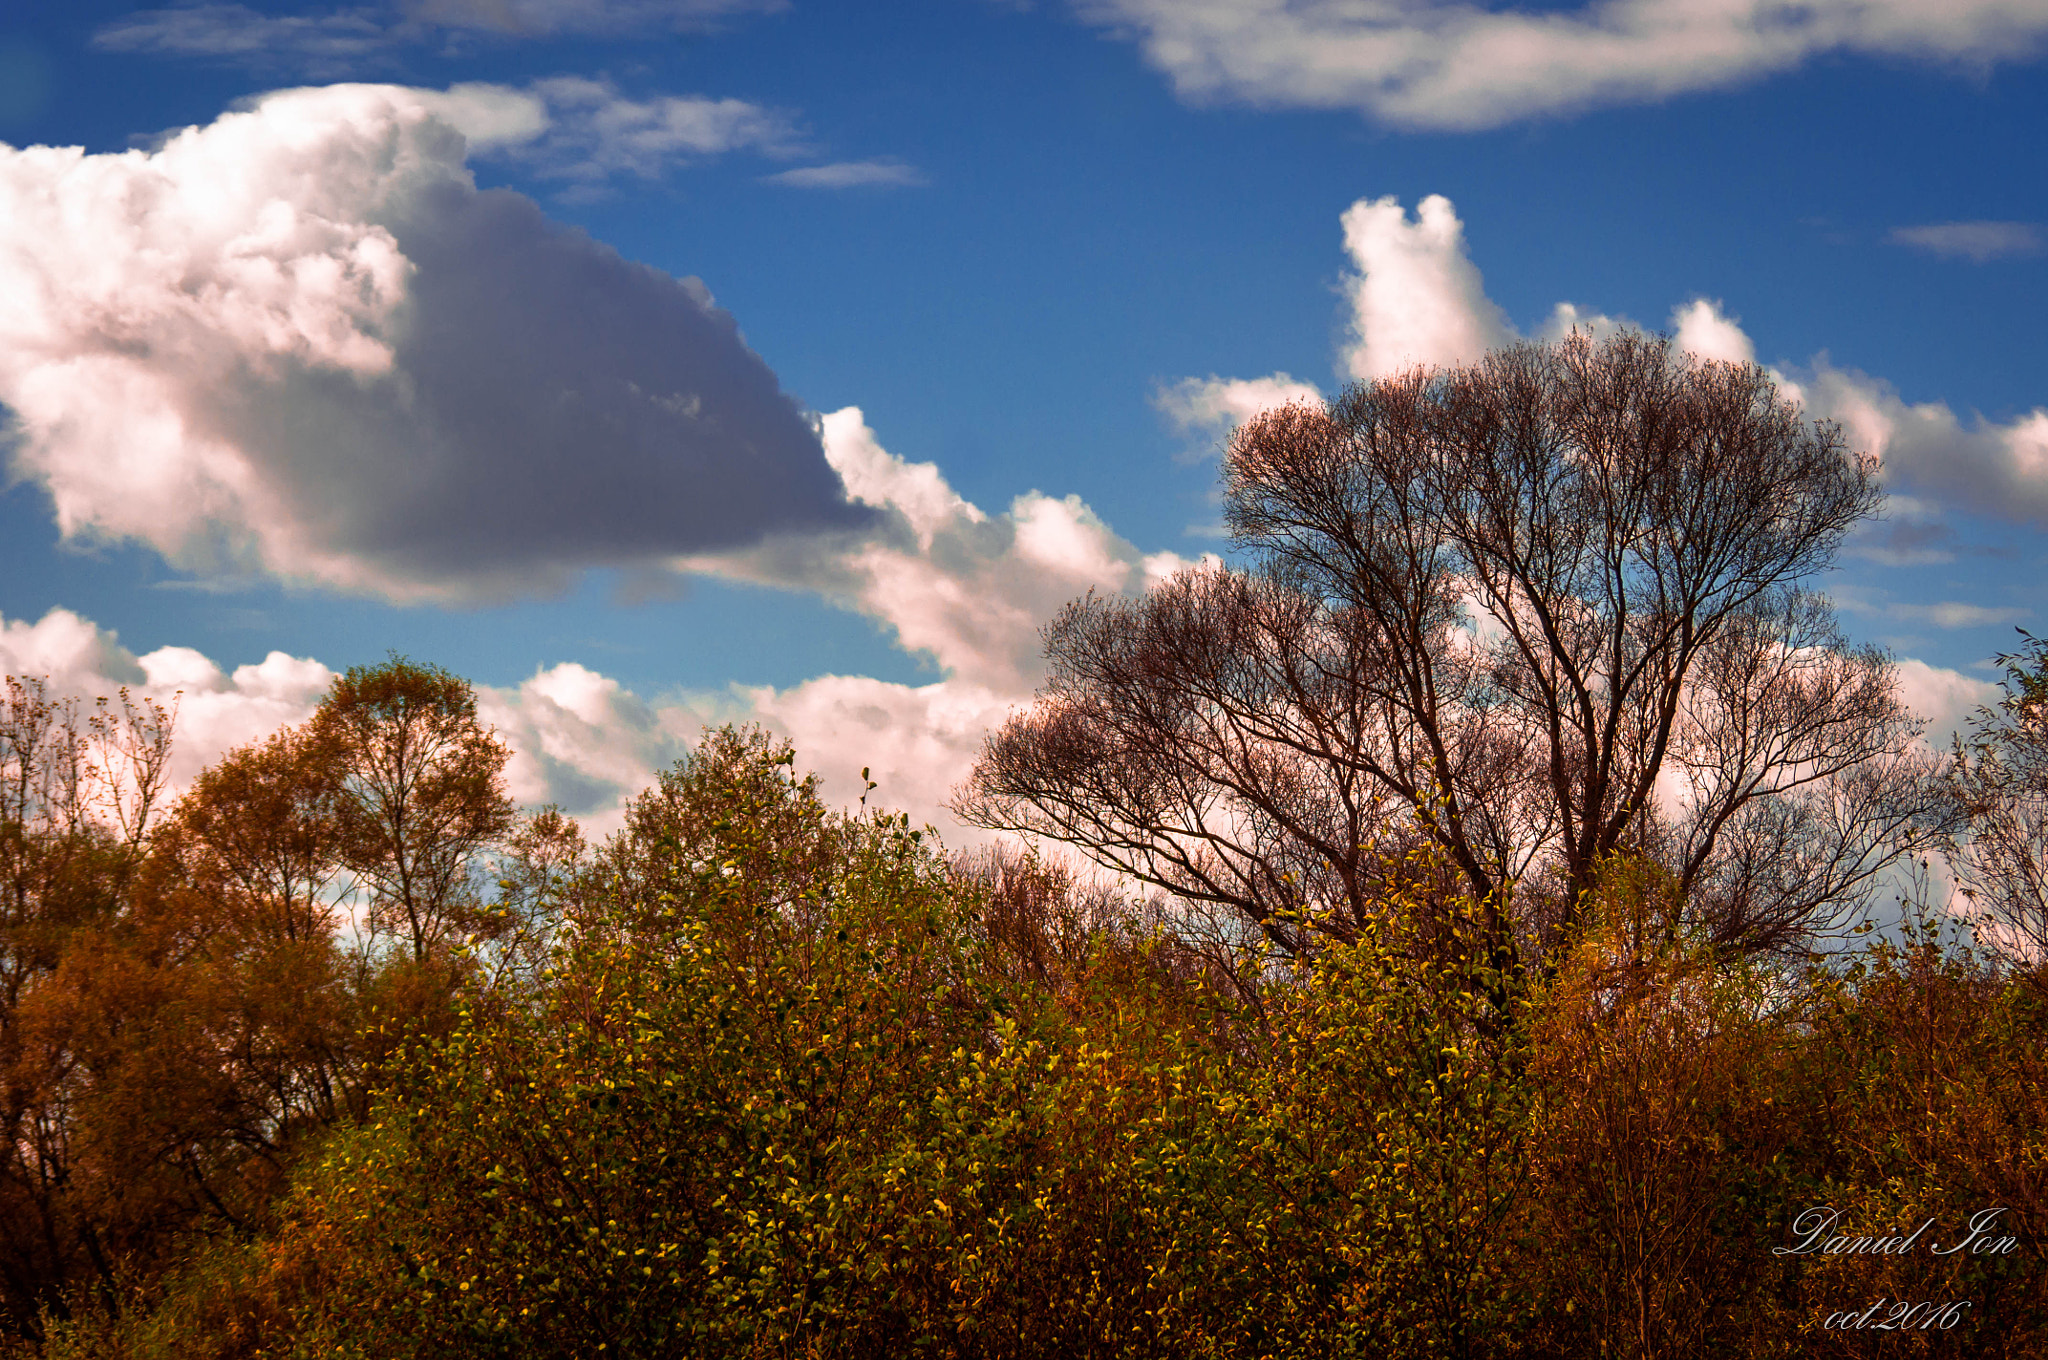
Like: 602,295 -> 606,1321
1943,631 -> 2048,974
959,332 -> 1933,995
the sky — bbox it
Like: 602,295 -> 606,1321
1,0 -> 2045,842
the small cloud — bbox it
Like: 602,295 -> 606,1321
93,4 -> 391,65
762,159 -> 926,189
1341,194 -> 1512,380
1892,602 -> 2030,630
513,77 -> 804,183
1832,586 -> 2028,632
1887,221 -> 2044,263
1669,298 -> 1754,365
1847,515 -> 1958,567
410,0 -> 782,37
94,0 -> 779,68
1152,373 -> 1323,463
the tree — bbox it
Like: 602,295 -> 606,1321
959,331 -> 1931,998
1943,630 -> 2048,975
0,676 -> 174,1336
308,658 -> 514,965
171,725 -> 345,948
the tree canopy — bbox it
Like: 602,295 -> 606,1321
960,332 -> 1934,986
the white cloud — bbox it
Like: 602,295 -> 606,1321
692,407 -> 1210,694
1536,296 -> 1751,363
1153,372 -> 1325,457
1075,0 -> 2048,131
95,0 -> 779,65
512,77 -> 803,183
0,84 -> 868,604
478,661 -> 700,831
744,674 -> 1022,839
0,605 -> 683,833
1171,192 -> 2048,542
1669,297 -> 1755,365
1533,300 -> 1631,344
309,77 -> 811,185
762,159 -> 927,189
1894,657 -> 2000,748
1779,364 -> 2048,527
0,608 -> 333,791
1340,194 -> 1511,380
1888,220 -> 2045,263
0,603 -> 1023,843
1890,601 -> 2030,629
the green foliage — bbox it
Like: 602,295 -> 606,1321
10,712 -> 2048,1359
283,728 -> 999,1357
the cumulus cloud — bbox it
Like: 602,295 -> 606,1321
0,605 -> 687,832
744,674 -> 1022,839
1184,195 -> 1763,410
0,601 -> 1027,843
478,661 -> 700,830
0,83 -> 869,603
762,159 -> 927,189
1889,220 -> 2045,263
0,607 -> 334,791
1669,297 -> 1756,365
1340,194 -> 1511,380
1169,192 -> 2048,543
1075,0 -> 2048,131
1778,364 -> 2048,527
693,407 -> 1207,694
1153,372 -> 1325,458
1894,657 -> 2000,748
95,0 -> 779,66
6,597 -> 2001,849
723,411 -> 1213,832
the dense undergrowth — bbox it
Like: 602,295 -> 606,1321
5,723 -> 2040,1360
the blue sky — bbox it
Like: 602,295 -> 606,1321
1,0 -> 2044,832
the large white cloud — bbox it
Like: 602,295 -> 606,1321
0,83 -> 869,604
1076,0 -> 2048,131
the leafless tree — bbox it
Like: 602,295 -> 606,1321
958,332 -> 1934,997
1942,631 -> 2048,975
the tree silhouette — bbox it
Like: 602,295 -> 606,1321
960,331 -> 1934,1000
